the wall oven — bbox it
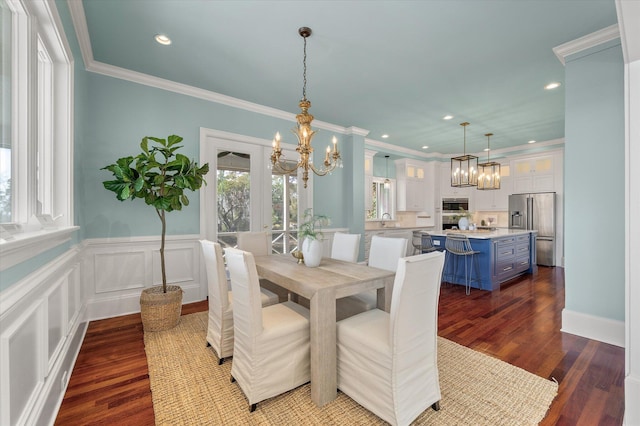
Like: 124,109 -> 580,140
441,198 -> 469,230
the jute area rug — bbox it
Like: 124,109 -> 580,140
144,312 -> 557,425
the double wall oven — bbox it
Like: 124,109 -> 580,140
441,198 -> 469,230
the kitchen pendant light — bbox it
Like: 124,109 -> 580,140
477,133 -> 501,190
384,155 -> 391,189
451,122 -> 478,187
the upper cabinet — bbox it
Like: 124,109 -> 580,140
395,159 -> 435,216
511,155 -> 555,193
364,150 -> 376,214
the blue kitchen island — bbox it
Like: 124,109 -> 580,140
424,229 -> 538,291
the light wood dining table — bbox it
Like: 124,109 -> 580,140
253,253 -> 395,407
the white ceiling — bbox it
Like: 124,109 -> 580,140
75,0 -> 618,157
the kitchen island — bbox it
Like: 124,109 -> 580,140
424,229 -> 538,291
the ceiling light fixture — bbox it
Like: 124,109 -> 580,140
381,134 -> 389,139
443,115 -> 454,120
477,133 -> 501,191
270,27 -> 341,189
384,155 -> 391,189
154,34 -> 172,45
528,140 -> 536,144
545,82 -> 561,90
451,122 -> 478,187
422,145 -> 429,149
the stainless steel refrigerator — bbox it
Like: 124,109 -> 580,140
508,192 -> 556,266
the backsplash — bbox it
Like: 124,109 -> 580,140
473,211 -> 509,228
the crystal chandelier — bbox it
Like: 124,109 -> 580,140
451,122 -> 478,187
477,133 -> 501,190
270,27 -> 341,188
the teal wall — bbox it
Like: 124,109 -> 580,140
564,42 -> 625,321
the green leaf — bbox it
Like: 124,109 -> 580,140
134,176 -> 144,192
167,135 -> 183,147
103,180 -> 127,195
140,137 -> 149,155
153,197 -> 172,210
120,185 -> 130,200
147,136 -> 166,147
181,194 -> 189,206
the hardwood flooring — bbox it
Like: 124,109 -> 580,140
55,266 -> 625,425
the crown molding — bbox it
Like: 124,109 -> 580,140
553,24 -> 620,65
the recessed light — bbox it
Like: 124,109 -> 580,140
544,82 -> 561,90
528,140 -> 536,144
155,34 -> 172,45
484,148 -> 490,152
443,115 -> 453,120
381,134 -> 389,139
422,145 -> 429,149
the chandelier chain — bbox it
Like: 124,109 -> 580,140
302,36 -> 307,100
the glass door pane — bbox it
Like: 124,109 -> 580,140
216,150 -> 251,248
271,163 -> 298,254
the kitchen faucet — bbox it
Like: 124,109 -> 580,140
381,212 -> 391,227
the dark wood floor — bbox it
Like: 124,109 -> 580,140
55,266 -> 625,425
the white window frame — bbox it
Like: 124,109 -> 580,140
0,0 -> 75,271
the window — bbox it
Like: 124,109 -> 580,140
0,0 -> 74,271
0,0 -> 72,227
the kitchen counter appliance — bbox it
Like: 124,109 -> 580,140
508,192 -> 556,266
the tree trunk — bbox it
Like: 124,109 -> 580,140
159,209 -> 167,293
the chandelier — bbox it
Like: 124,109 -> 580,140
270,27 -> 341,188
451,122 -> 478,187
477,133 -> 501,190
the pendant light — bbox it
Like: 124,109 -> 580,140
451,122 -> 478,187
384,155 -> 391,189
270,27 -> 342,188
477,133 -> 501,190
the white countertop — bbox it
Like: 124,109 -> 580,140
427,229 -> 536,239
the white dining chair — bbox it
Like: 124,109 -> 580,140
337,250 -> 446,426
225,248 -> 311,412
200,240 -> 278,364
331,232 -> 361,263
336,235 -> 407,321
237,231 -> 289,302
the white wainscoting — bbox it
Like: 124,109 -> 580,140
83,235 -> 206,321
0,247 -> 84,426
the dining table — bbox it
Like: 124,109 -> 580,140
253,253 -> 395,407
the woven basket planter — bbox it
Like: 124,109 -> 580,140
140,285 -> 183,332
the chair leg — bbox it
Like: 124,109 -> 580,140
250,403 -> 257,412
206,341 -> 211,347
432,401 -> 441,411
230,375 -> 236,383
218,357 -> 224,366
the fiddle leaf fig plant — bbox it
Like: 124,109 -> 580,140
102,135 -> 210,293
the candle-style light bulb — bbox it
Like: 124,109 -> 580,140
332,136 -> 337,152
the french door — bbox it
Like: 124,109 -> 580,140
200,129 -> 311,253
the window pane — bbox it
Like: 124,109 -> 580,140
270,166 -> 298,254
216,151 -> 250,247
0,0 -> 12,222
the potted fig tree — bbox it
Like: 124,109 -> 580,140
102,134 -> 209,331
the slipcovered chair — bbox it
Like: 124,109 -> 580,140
335,236 -> 407,321
237,231 -> 289,302
225,248 -> 311,412
337,250 -> 446,426
331,232 -> 361,263
199,240 -> 278,364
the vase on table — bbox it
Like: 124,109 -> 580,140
458,217 -> 469,231
301,238 -> 323,267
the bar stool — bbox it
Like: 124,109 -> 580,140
420,232 -> 438,254
444,234 -> 480,295
411,231 -> 423,255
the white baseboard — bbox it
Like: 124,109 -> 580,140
85,283 -> 205,322
562,309 -> 625,347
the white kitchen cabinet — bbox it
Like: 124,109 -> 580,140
511,155 -> 555,193
364,150 -> 377,214
395,159 -> 435,214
